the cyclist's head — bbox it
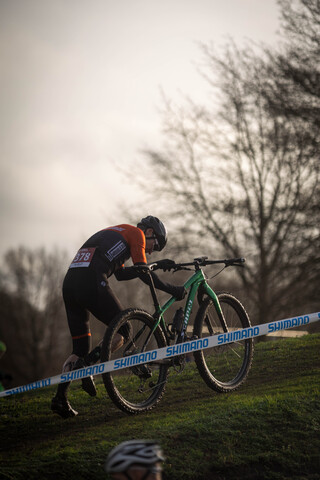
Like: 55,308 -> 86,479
137,216 -> 167,252
105,440 -> 164,480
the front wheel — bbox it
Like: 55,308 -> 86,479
101,308 -> 169,415
193,293 -> 253,392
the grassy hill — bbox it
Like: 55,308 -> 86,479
1,334 -> 319,480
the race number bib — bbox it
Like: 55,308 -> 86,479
69,248 -> 96,268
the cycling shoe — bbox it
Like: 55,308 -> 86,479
73,358 -> 97,397
51,396 -> 78,419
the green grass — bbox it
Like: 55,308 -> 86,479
1,334 -> 320,480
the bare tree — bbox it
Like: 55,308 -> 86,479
0,247 -> 70,385
264,0 -> 320,132
138,3 -> 319,325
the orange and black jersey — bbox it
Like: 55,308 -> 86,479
104,224 -> 147,265
68,224 -> 178,296
74,224 -> 147,276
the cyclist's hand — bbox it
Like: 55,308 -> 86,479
170,285 -> 187,300
155,259 -> 176,271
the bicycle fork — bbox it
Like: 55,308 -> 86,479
202,283 -> 229,333
183,271 -> 229,335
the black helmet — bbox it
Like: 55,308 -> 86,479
137,216 -> 167,251
105,440 -> 165,473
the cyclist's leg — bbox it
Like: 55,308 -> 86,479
52,272 -> 93,418
63,275 -> 126,399
52,272 -> 128,418
87,276 -> 130,352
63,269 -> 94,357
66,274 -> 103,397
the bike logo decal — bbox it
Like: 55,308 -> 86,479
184,299 -> 193,322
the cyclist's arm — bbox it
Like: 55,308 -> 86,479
114,266 -> 140,281
114,266 -> 184,297
114,228 -> 185,298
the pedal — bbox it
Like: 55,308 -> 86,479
172,354 -> 186,368
84,346 -> 101,365
126,349 -> 152,379
130,364 -> 152,379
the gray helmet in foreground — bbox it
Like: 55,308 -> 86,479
105,440 -> 165,473
137,216 -> 167,251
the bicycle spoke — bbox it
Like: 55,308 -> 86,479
101,309 -> 169,414
193,293 -> 253,392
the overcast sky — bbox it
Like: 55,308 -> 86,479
0,0 -> 281,258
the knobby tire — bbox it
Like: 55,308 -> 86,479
193,293 -> 254,392
100,308 -> 169,415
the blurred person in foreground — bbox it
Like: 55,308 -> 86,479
51,216 -> 186,418
105,440 -> 164,480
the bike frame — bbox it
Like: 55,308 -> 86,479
147,267 -> 228,342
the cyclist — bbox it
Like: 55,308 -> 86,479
51,216 -> 186,418
105,440 -> 164,480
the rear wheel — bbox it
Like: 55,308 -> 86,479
101,308 -> 169,414
193,293 -> 253,392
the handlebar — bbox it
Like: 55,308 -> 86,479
171,257 -> 246,270
131,257 -> 245,274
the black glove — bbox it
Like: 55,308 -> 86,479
169,285 -> 187,300
154,259 -> 176,271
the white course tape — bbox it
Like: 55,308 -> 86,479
1,311 -> 319,398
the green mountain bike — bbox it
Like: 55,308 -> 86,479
100,257 -> 254,414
